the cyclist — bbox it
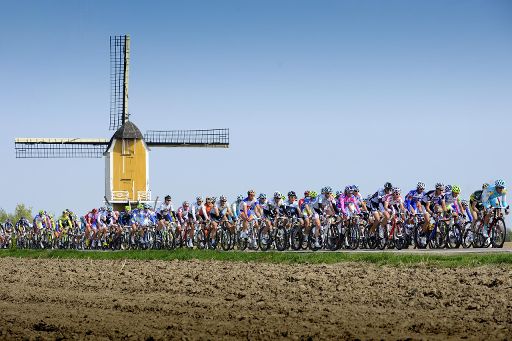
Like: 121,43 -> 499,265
405,182 -> 430,231
232,195 -> 244,220
239,190 -> 259,239
212,195 -> 235,232
84,208 -> 100,247
351,185 -> 367,212
469,183 -> 488,224
368,182 -> 394,234
299,191 -> 314,240
177,201 -> 195,248
193,197 -> 209,222
482,180 -> 509,234
157,195 -> 176,231
381,187 -> 407,238
338,186 -> 361,219
310,187 -> 336,248
422,183 -> 447,216
444,185 -> 463,218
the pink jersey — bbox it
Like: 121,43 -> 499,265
383,194 -> 403,207
338,194 -> 361,215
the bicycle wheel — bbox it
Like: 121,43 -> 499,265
290,225 -> 303,251
220,227 -> 233,251
346,224 -> 360,250
237,230 -> 248,251
394,223 -> 406,250
461,222 -> 474,248
274,226 -> 288,251
208,227 -> 220,250
195,229 -> 207,250
447,223 -> 462,249
491,218 -> 506,248
376,225 -> 387,250
258,225 -> 272,251
326,224 -> 340,251
431,221 -> 447,249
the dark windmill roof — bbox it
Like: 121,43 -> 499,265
104,121 -> 145,154
112,121 -> 143,139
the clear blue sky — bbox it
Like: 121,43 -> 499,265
0,0 -> 511,215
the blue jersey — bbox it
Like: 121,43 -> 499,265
482,186 -> 507,208
405,189 -> 424,210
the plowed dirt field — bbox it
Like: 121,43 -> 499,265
0,258 -> 510,340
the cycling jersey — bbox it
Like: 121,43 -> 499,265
404,189 -> 425,211
193,203 -> 208,220
422,190 -> 444,206
482,186 -> 508,209
338,194 -> 361,215
444,192 -> 461,213
177,206 -> 195,223
382,194 -> 404,208
283,200 -> 300,217
239,197 -> 257,213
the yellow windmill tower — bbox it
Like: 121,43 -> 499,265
15,35 -> 229,211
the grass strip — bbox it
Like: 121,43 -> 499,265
0,249 -> 511,267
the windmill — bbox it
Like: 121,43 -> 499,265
15,35 -> 229,211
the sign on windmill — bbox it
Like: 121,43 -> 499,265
15,35 -> 229,211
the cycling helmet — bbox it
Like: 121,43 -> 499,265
310,191 -> 318,199
196,196 -> 203,202
39,210 -> 45,216
384,182 -> 393,190
461,199 -> 469,207
274,191 -> 282,198
164,195 -> 171,201
445,185 -> 452,192
247,189 -> 255,195
435,182 -> 444,190
107,206 -> 113,212
211,197 -> 217,203
143,203 -> 151,209
344,186 -> 351,193
304,190 -> 310,197
452,185 -> 461,194
495,179 -> 506,188
124,206 -> 131,211
137,203 -> 144,209
183,201 -> 189,206
288,191 -> 296,197
258,193 -> 266,200
392,187 -> 401,195
352,185 -> 359,192
482,183 -> 489,190
236,195 -> 244,202
99,206 -> 106,211
417,182 -> 425,190
92,208 -> 98,213
320,187 -> 327,194
335,190 -> 343,197
220,195 -> 227,202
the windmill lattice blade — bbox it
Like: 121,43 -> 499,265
110,35 -> 130,131
144,129 -> 229,147
15,138 -> 108,158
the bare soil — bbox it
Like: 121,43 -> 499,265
0,258 -> 510,340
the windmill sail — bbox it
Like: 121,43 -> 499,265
144,129 -> 229,147
110,35 -> 130,131
15,138 -> 108,158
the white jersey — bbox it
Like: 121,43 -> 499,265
158,202 -> 174,214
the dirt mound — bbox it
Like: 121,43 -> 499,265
0,257 -> 510,340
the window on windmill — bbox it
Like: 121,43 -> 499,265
121,139 -> 135,156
